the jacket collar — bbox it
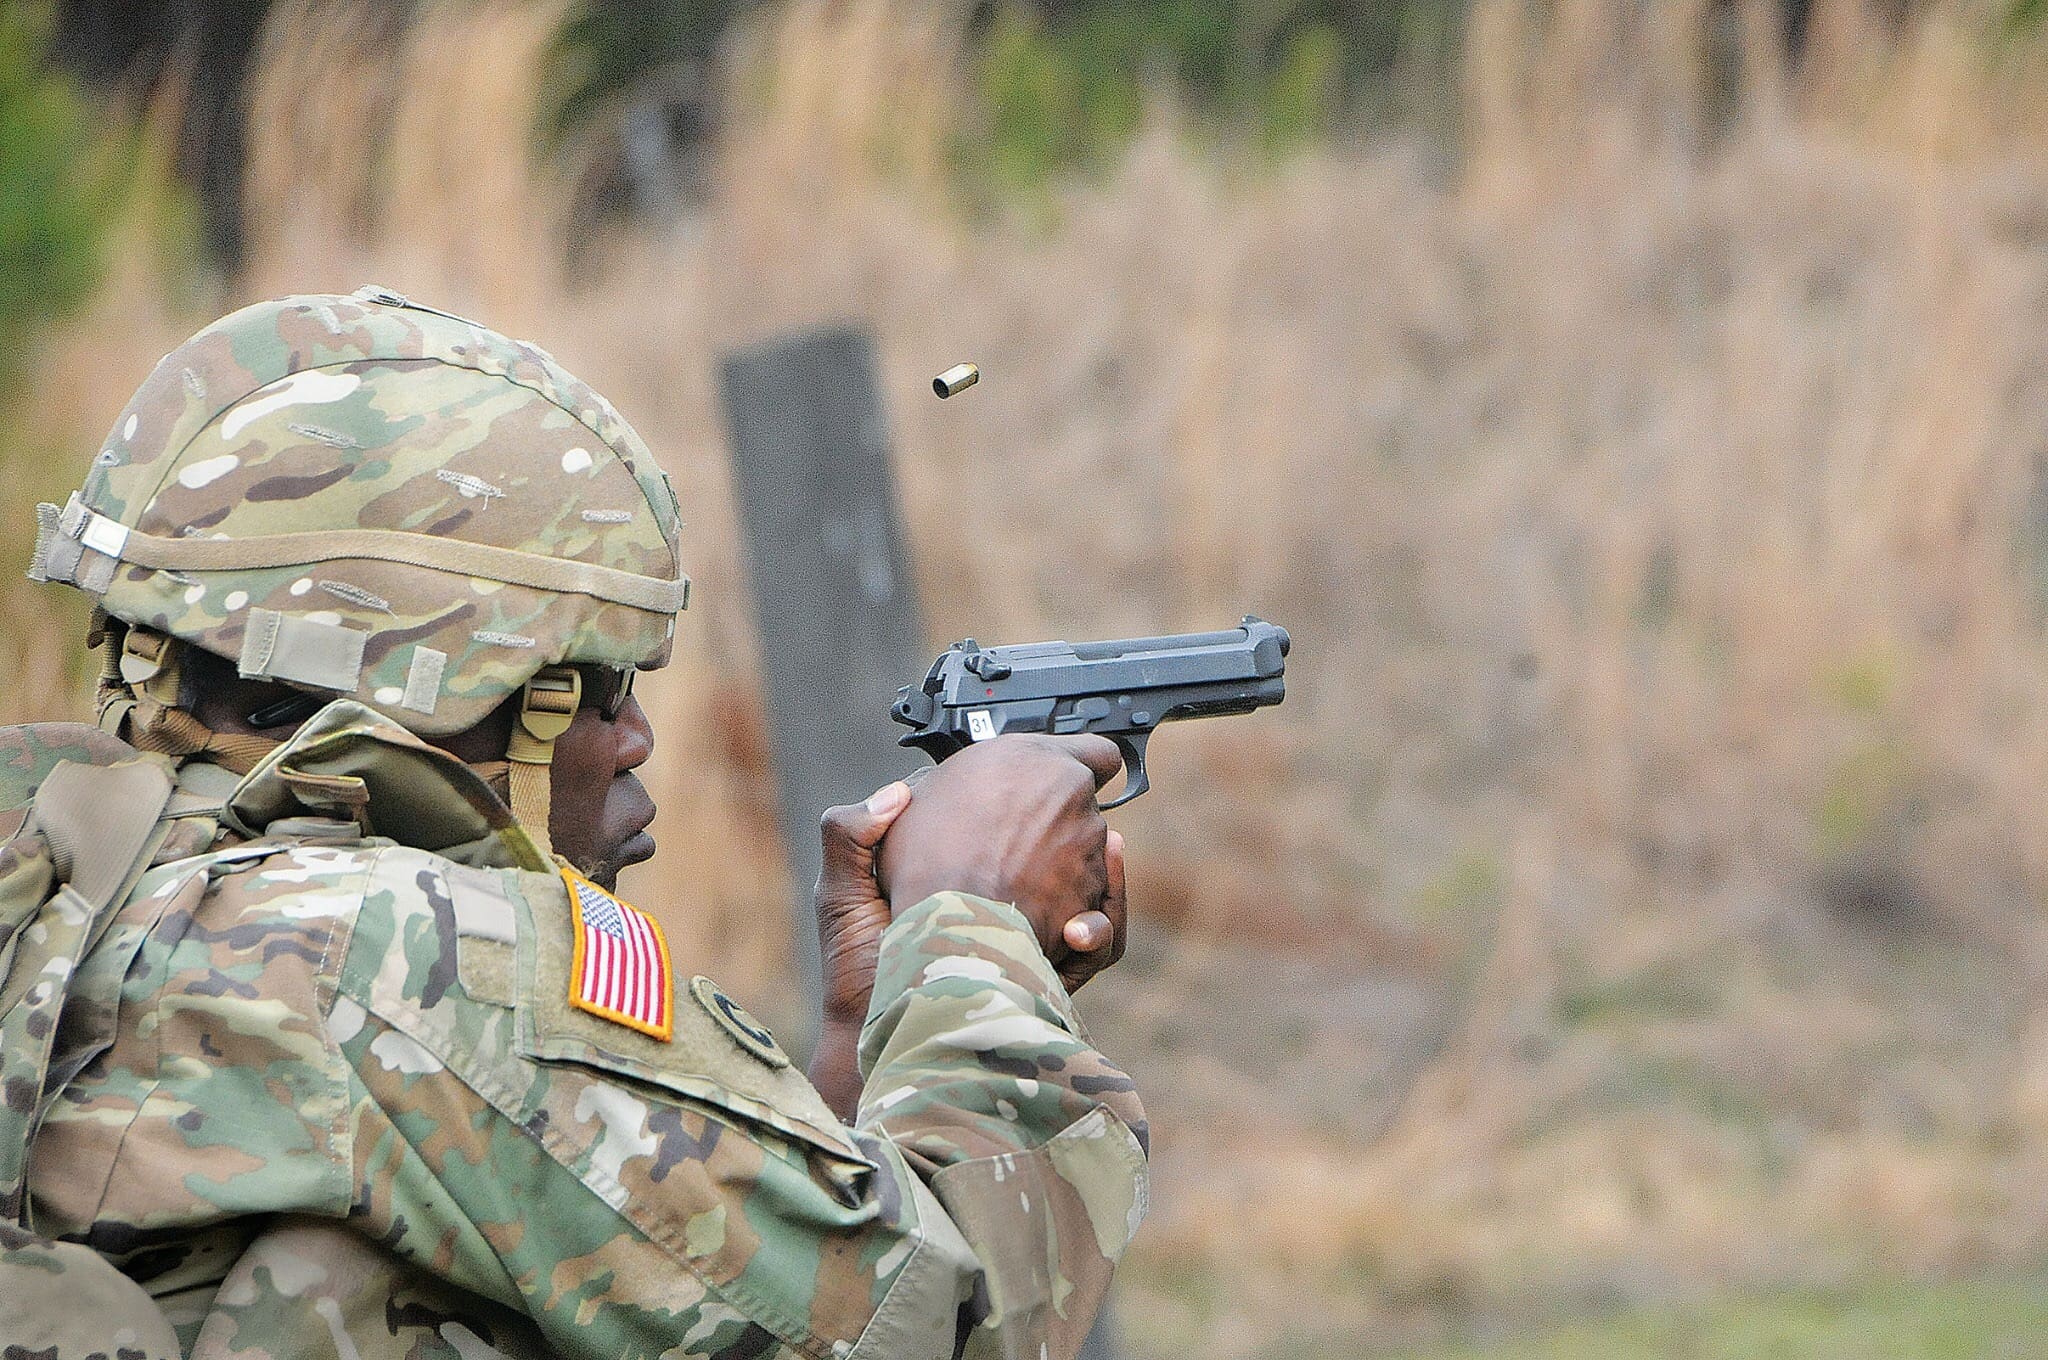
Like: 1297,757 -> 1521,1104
223,700 -> 547,871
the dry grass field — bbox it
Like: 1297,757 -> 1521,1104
12,1 -> 2048,1353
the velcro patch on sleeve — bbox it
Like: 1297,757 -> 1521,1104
563,864 -> 672,1041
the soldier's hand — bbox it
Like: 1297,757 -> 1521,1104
1056,828 -> 1125,993
809,780 -> 912,1120
879,734 -> 1127,986
814,781 -> 912,1029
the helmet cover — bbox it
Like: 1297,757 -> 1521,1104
31,287 -> 688,735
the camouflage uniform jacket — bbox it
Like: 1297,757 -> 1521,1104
6,704 -> 1149,1360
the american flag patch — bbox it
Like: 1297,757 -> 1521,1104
564,865 -> 672,1041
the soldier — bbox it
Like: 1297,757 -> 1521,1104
0,287 -> 1145,1359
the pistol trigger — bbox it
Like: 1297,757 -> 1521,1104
1100,732 -> 1151,810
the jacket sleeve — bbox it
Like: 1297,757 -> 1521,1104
331,857 -> 1143,1360
855,892 -> 1150,1360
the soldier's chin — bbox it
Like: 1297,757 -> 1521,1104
619,830 -> 657,868
581,831 -> 656,890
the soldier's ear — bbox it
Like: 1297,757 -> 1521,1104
426,693 -> 521,767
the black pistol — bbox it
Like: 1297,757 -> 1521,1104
890,616 -> 1289,808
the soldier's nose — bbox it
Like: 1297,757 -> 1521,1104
616,696 -> 654,772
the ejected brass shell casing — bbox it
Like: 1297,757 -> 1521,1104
933,363 -> 979,398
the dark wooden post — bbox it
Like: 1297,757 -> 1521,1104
721,327 -> 1122,1360
720,327 -> 926,1056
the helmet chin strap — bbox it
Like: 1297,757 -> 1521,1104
505,666 -> 580,860
96,626 -> 278,776
90,623 -> 582,861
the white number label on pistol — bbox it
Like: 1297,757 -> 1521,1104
967,710 -> 997,742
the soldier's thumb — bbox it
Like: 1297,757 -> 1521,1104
817,781 -> 910,883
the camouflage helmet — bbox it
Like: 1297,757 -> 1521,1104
28,286 -> 688,738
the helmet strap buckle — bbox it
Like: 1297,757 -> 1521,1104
513,667 -> 581,748
120,629 -> 185,739
118,627 -> 172,688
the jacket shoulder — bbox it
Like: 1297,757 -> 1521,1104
199,840 -> 521,1086
0,722 -> 142,813
332,843 -> 533,1029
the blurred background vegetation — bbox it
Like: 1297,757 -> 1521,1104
20,0 -> 2042,321
0,6 -> 123,394
17,0 -> 2048,1356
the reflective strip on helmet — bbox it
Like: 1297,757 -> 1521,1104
54,500 -> 689,615
78,509 -> 131,558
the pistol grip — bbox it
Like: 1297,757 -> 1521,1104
1099,732 -> 1151,810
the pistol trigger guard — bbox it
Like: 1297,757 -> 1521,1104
1100,733 -> 1150,810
